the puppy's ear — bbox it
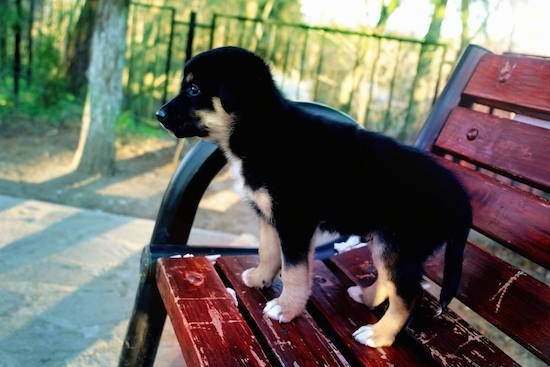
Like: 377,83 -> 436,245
219,79 -> 241,114
219,73 -> 274,115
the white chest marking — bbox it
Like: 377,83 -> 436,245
228,157 -> 273,220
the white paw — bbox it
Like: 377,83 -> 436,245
263,299 -> 285,322
347,286 -> 364,304
352,324 -> 395,348
263,298 -> 298,323
241,268 -> 254,287
353,325 -> 376,347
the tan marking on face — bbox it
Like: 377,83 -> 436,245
185,72 -> 194,83
195,97 -> 233,152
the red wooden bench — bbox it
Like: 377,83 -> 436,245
119,45 -> 550,367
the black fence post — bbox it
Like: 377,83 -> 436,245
162,7 -> 176,104
208,13 -> 217,50
185,11 -> 196,63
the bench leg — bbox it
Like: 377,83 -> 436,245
119,246 -> 166,367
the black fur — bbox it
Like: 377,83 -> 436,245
157,46 -> 472,314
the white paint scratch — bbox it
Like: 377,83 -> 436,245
489,271 -> 525,313
377,348 -> 395,367
457,330 -> 489,352
248,346 -> 267,367
428,348 -> 459,367
208,306 -> 225,340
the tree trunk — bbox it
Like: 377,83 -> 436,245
13,0 -> 22,101
460,0 -> 470,52
26,0 -> 35,85
375,0 -> 402,33
0,0 -> 7,65
65,0 -> 99,97
72,0 -> 129,176
402,0 -> 448,140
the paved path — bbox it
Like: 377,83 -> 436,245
0,195 -> 253,367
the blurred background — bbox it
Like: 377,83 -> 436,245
2,0 -> 548,144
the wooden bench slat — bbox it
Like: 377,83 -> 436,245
156,257 -> 271,367
434,106 -> 550,190
424,242 -> 550,365
437,157 -> 550,268
463,53 -> 550,119
216,255 -> 352,367
309,261 -> 433,367
408,295 -> 521,367
330,248 -> 520,367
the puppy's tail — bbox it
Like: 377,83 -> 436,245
439,226 -> 469,311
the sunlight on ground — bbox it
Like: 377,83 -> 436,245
0,195 -> 257,367
66,174 -> 101,189
0,196 -> 155,366
114,137 -> 175,160
0,200 -> 79,246
96,166 -> 173,199
199,189 -> 242,213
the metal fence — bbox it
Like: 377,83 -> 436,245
126,8 -> 449,142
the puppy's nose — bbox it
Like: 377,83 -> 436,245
155,108 -> 167,123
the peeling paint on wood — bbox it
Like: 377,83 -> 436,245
489,271 -> 525,313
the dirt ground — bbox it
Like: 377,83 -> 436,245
0,122 -> 260,239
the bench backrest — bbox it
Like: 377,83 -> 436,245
416,45 -> 550,365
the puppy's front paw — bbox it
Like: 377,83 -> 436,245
242,267 -> 273,288
352,324 -> 395,348
263,298 -> 304,323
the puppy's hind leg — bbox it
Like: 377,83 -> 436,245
242,218 -> 282,288
353,245 -> 422,347
348,235 -> 389,309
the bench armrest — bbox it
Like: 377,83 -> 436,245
151,140 -> 227,245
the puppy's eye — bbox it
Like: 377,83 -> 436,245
186,83 -> 201,97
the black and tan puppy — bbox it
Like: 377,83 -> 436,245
156,46 -> 472,347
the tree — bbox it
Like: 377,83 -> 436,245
458,0 -> 501,56
375,0 -> 402,33
13,0 -> 22,100
72,0 -> 129,176
65,0 -> 99,98
402,0 -> 448,140
460,0 -> 470,51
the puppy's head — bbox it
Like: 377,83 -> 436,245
156,47 -> 279,141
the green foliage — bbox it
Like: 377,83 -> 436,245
32,35 -> 68,105
116,110 -> 165,139
0,32 -> 82,127
0,79 -> 80,127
